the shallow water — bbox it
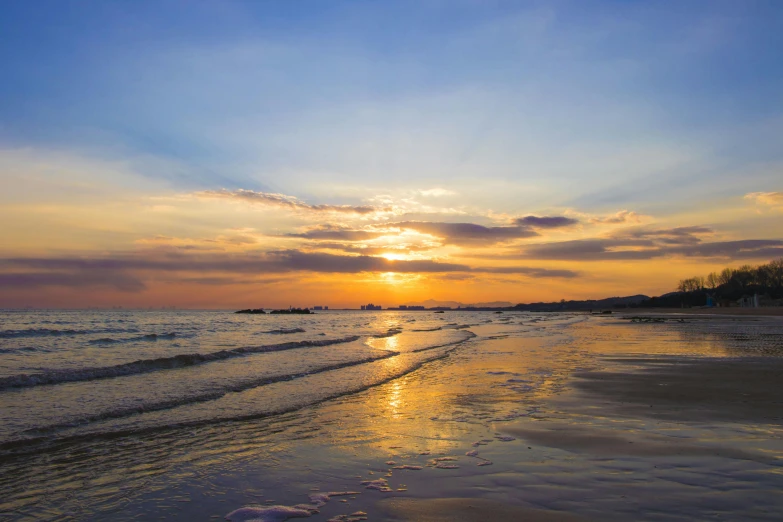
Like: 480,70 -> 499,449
1,311 -> 782,520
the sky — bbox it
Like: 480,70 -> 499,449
1,0 -> 782,309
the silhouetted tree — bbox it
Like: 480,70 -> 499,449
718,267 -> 735,286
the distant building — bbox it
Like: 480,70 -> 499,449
313,306 -> 323,310
362,303 -> 382,310
738,294 -> 760,308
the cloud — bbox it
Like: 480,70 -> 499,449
480,266 -> 579,278
588,210 -> 644,224
612,225 -> 713,245
0,249 -> 578,293
669,239 -> 783,259
0,271 -> 146,291
514,215 -> 579,228
521,239 -> 663,261
195,189 -> 390,215
418,188 -> 456,197
745,192 -> 783,209
391,221 -> 538,245
285,224 -> 389,241
518,237 -> 783,261
311,242 -> 436,255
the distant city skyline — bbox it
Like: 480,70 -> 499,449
1,1 -> 782,308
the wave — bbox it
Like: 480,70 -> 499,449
412,326 -> 442,332
0,332 -> 475,454
443,324 -> 476,330
0,327 -> 136,339
88,332 -> 177,344
263,328 -> 306,335
411,331 -> 476,352
22,351 -> 397,436
372,328 -> 403,338
0,335 -> 361,391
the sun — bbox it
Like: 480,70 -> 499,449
381,252 -> 406,261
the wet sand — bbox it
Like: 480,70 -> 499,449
362,317 -> 783,521
567,356 -> 783,424
376,498 -> 589,521
619,307 -> 783,316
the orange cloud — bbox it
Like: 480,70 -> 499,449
745,192 -> 783,209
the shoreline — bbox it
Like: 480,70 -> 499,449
617,307 -> 783,317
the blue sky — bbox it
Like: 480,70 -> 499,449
2,1 -> 781,205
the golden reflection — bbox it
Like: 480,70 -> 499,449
369,335 -> 399,352
386,380 -> 402,416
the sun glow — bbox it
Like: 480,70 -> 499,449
381,252 -> 406,261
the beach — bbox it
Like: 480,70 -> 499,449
1,310 -> 782,521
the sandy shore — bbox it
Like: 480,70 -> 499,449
376,498 -> 589,521
618,307 -> 783,316
569,356 -> 783,424
498,355 -> 783,464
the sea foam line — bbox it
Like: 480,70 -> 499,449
0,336 -> 361,391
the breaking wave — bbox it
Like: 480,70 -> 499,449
263,328 -> 306,335
0,336 -> 361,391
88,332 -> 178,344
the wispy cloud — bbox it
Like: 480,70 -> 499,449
391,221 -> 538,246
745,192 -> 783,210
612,226 -> 713,246
588,210 -> 644,225
418,188 -> 457,197
0,248 -> 578,292
518,237 -> 783,261
0,271 -> 146,292
284,224 -> 389,241
514,215 -> 579,228
195,189 -> 392,215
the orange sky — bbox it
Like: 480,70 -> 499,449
1,162 -> 781,309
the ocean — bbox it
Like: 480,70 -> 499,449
1,310 -> 782,521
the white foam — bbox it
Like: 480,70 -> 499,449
392,464 -> 422,470
307,492 -> 359,508
428,456 -> 460,469
361,478 -> 392,492
227,491 -> 360,521
327,512 -> 368,522
226,505 -> 313,522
